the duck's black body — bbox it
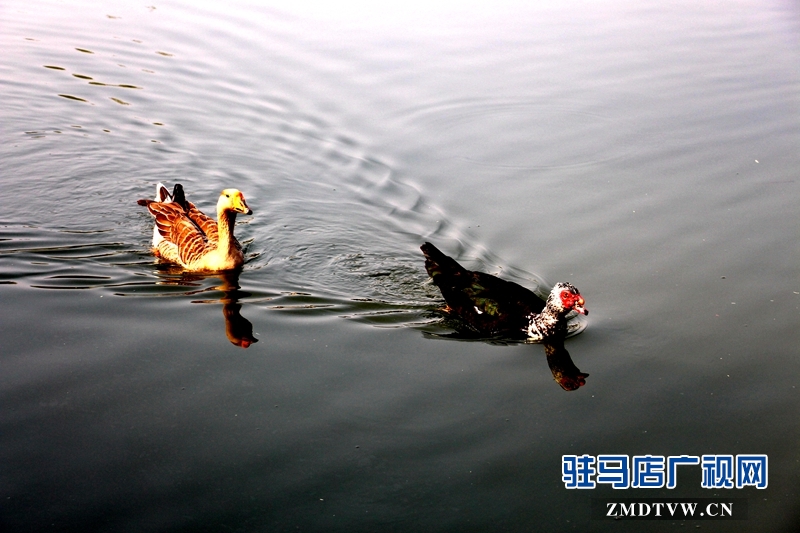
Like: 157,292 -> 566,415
421,242 -> 544,336
420,242 -> 587,340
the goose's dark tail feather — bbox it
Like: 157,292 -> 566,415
420,242 -> 466,280
172,183 -> 189,211
137,183 -> 189,211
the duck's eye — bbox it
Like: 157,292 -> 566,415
225,194 -> 230,198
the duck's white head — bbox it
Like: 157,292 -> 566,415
546,282 -> 588,316
218,189 -> 252,215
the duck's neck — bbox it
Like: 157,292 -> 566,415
215,208 -> 237,255
526,304 -> 567,340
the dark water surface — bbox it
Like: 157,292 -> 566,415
2,0 -> 799,531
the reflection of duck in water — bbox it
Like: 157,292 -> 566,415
138,183 -> 252,271
420,242 -> 587,341
543,341 -> 589,391
422,330 -> 589,391
216,271 -> 258,348
155,268 -> 258,349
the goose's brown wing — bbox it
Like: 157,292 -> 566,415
185,202 -> 219,244
143,200 -> 212,265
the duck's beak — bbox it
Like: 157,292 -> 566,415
236,199 -> 252,215
574,297 -> 588,315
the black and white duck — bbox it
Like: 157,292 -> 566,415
420,242 -> 587,341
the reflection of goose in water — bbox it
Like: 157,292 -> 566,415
156,268 -> 258,348
215,271 -> 258,348
138,183 -> 252,271
420,242 -> 587,341
543,341 -> 588,391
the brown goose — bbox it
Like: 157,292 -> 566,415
138,183 -> 252,271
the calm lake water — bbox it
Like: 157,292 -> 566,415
2,0 -> 798,531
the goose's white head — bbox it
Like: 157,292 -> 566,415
547,282 -> 588,316
218,189 -> 252,215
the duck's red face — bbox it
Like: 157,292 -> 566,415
560,289 -> 588,315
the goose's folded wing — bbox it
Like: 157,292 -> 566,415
145,201 -> 211,265
185,202 -> 219,243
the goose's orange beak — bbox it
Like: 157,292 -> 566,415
234,195 -> 252,215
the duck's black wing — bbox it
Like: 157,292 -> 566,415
421,242 -> 545,336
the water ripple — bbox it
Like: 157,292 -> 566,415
395,98 -> 637,170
